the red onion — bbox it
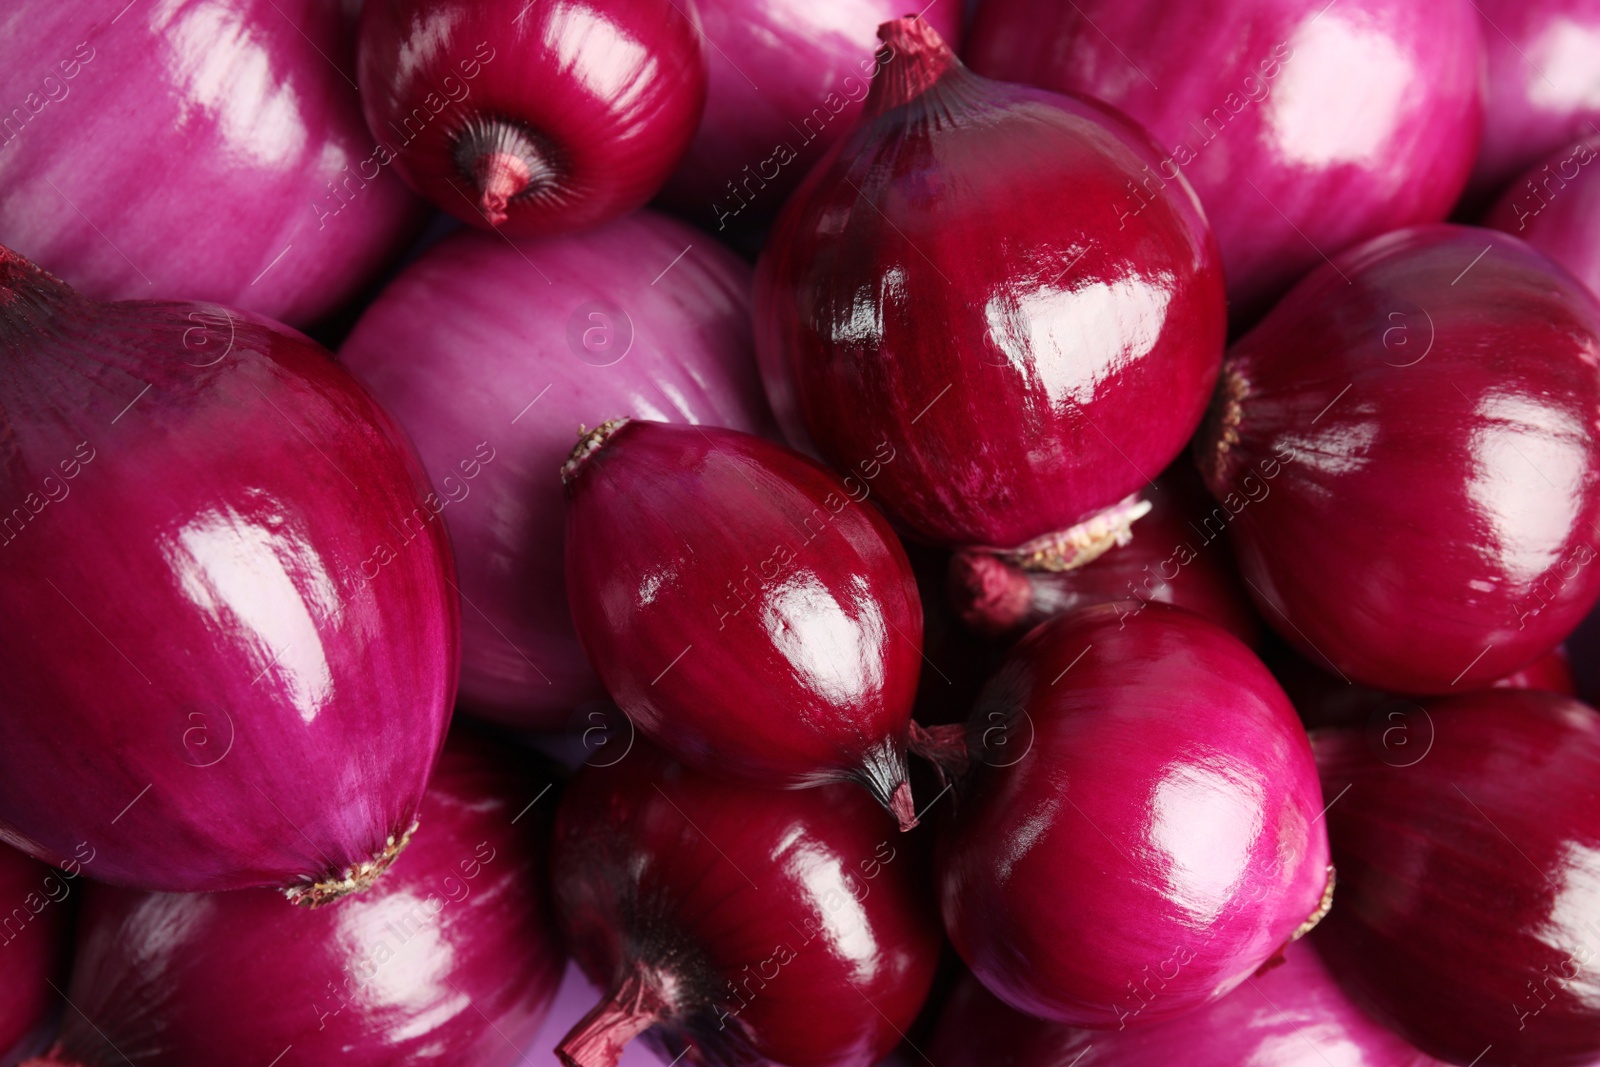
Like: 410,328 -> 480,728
339,211 -> 770,730
20,731 -> 564,1067
754,17 -> 1225,559
655,0 -> 961,233
1,844 -> 71,1065
1486,134 -> 1600,300
1197,224 -> 1600,694
0,0 -> 421,328
563,419 -> 924,827
1313,689 -> 1600,1067
965,0 -> 1482,316
0,245 -> 457,900
357,0 -> 706,235
936,602 -> 1332,1026
947,465 -> 1258,645
550,742 -> 941,1067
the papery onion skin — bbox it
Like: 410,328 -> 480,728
357,0 -> 707,236
930,941 -> 1441,1067
340,211 -> 770,730
965,0 -> 1481,317
1314,690 -> 1600,1067
563,419 -> 922,823
551,742 -> 941,1067
1486,134 -> 1600,300
0,246 -> 457,897
20,732 -> 564,1067
754,17 -> 1225,553
0,844 -> 71,1065
936,602 -> 1331,1026
0,0 -> 421,328
1197,224 -> 1600,694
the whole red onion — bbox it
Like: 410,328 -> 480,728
0,245 -> 457,900
20,732 -> 564,1067
1196,225 -> 1600,694
358,0 -> 707,235
754,17 -> 1225,559
0,0 -> 421,328
1486,134 -> 1600,300
563,419 -> 924,827
551,742 -> 941,1067
340,211 -> 770,730
936,602 -> 1332,1026
1313,689 -> 1600,1067
1,844 -> 71,1065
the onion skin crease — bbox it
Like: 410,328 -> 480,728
1487,133 -> 1600,302
0,245 -> 458,900
0,844 -> 71,1065
1314,690 -> 1600,1067
936,602 -> 1332,1026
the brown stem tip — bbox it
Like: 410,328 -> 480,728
558,967 -> 671,1067
562,418 -> 630,485
865,16 -> 961,116
889,780 -> 919,832
453,118 -> 556,227
908,720 -> 970,788
282,819 -> 418,908
949,551 -> 1032,636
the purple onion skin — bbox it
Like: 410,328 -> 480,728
0,246 -> 457,897
24,733 -> 564,1067
339,211 -> 771,730
754,18 -> 1225,553
0,844 -> 71,1065
563,419 -> 923,821
937,602 -> 1331,1026
1314,690 -> 1600,1067
966,0 -> 1482,317
0,0 -> 421,328
1197,224 -> 1600,695
930,941 -> 1441,1067
1487,134 -> 1600,300
358,0 -> 706,236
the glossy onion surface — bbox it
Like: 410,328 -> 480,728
0,0 -> 421,328
936,602 -> 1331,1026
0,844 -> 71,1065
1487,134 -> 1600,301
966,0 -> 1481,316
0,246 -> 457,898
1197,225 -> 1600,694
340,211 -> 770,730
551,742 -> 941,1067
563,419 -> 923,822
358,0 -> 707,235
24,733 -> 565,1067
1314,690 -> 1600,1067
754,18 -> 1226,553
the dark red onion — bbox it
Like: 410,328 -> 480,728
1486,134 -> 1600,300
936,602 -> 1332,1026
339,210 -> 771,730
754,17 -> 1225,558
0,0 -> 421,328
1196,225 -> 1600,694
0,245 -> 457,900
358,0 -> 706,235
20,732 -> 564,1067
550,742 -> 941,1067
1,844 -> 71,1065
1313,689 -> 1600,1067
563,418 -> 924,827
965,0 -> 1482,316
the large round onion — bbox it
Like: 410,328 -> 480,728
754,17 -> 1225,559
965,0 -> 1482,316
936,602 -> 1332,1026
340,210 -> 770,729
0,0 -> 421,327
20,732 -> 564,1067
1486,134 -> 1600,300
0,844 -> 71,1065
0,245 -> 457,900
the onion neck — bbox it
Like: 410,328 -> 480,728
558,966 -> 672,1067
0,244 -> 77,339
863,17 -> 962,118
562,418 -> 631,485
949,551 -> 1033,636
452,118 -> 558,227
907,721 -> 970,788
990,494 -> 1153,572
853,738 -> 919,831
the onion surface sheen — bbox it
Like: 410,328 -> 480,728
1487,134 -> 1600,301
0,844 -> 71,1066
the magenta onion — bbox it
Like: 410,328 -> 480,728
1487,134 -> 1600,300
655,0 -> 961,234
965,0 -> 1482,316
754,17 -> 1225,558
339,211 -> 770,730
1,844 -> 72,1065
358,0 -> 706,235
551,742 -> 940,1067
936,602 -> 1332,1026
20,731 -> 564,1067
930,941 -> 1440,1066
948,465 -> 1258,645
1196,224 -> 1600,694
563,418 -> 924,827
1313,689 -> 1600,1067
0,0 -> 421,328
0,245 -> 457,900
